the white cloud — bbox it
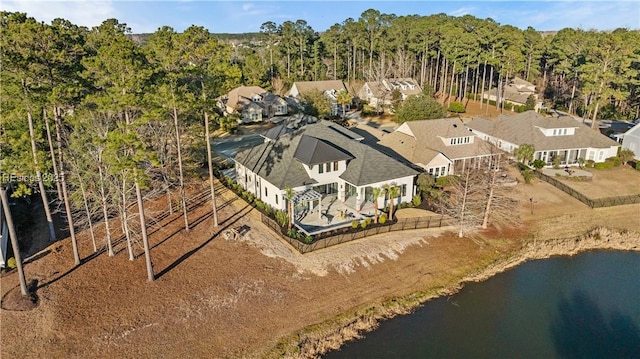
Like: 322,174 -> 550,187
242,3 -> 254,12
449,6 -> 476,17
2,0 -> 117,29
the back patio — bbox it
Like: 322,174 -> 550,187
292,191 -> 382,236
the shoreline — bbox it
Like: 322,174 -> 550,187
265,226 -> 640,358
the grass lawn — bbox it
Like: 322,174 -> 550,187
554,166 -> 640,199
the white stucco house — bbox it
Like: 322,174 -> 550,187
377,117 -> 499,177
233,119 -> 417,233
621,123 -> 640,160
467,111 -> 620,166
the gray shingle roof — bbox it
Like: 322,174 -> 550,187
234,120 -> 417,189
289,80 -> 347,96
293,135 -> 354,165
467,111 -> 620,151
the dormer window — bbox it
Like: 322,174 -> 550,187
548,127 -> 572,136
449,136 -> 471,145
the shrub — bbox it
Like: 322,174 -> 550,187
516,162 -> 529,171
594,161 -> 614,170
275,210 -> 288,227
351,220 -> 359,229
635,161 -> 640,170
379,213 -> 387,224
448,101 -> 465,113
360,218 -> 370,229
522,169 -> 534,184
287,228 -> 298,238
436,175 -> 459,187
304,235 -> 313,244
412,194 -> 422,207
552,157 -> 561,169
531,159 -> 545,170
514,105 -> 527,113
7,257 -> 17,269
605,156 -> 621,167
586,159 -> 595,168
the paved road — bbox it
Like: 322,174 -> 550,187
212,133 -> 264,161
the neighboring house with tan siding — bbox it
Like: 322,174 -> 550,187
217,86 -> 288,123
377,117 -> 498,177
483,76 -> 541,110
358,78 -> 422,107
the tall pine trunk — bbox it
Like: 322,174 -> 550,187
1,187 -> 28,295
43,109 -> 63,202
27,111 -> 56,242
204,112 -> 219,227
447,60 -> 456,108
171,93 -> 189,231
54,107 -> 80,265
486,66 -> 494,115
480,60 -> 487,108
135,180 -> 154,282
122,175 -> 134,261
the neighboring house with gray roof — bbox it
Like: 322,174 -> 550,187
377,117 -> 498,177
287,80 -> 350,116
358,81 -> 390,107
467,111 -> 620,166
217,86 -> 288,123
234,119 -> 417,221
358,78 -> 422,107
483,76 -> 541,110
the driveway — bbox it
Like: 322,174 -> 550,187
212,133 -> 265,162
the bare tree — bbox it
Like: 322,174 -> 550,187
480,154 -> 519,229
443,167 -> 486,237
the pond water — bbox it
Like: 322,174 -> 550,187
325,251 -> 640,358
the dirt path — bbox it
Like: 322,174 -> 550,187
2,174 -> 639,358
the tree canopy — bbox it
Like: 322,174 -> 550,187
395,94 -> 444,122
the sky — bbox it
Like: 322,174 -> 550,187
2,0 -> 639,34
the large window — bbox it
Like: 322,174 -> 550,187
319,164 -> 324,174
326,162 -> 331,173
333,161 -> 339,171
401,184 -> 407,197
